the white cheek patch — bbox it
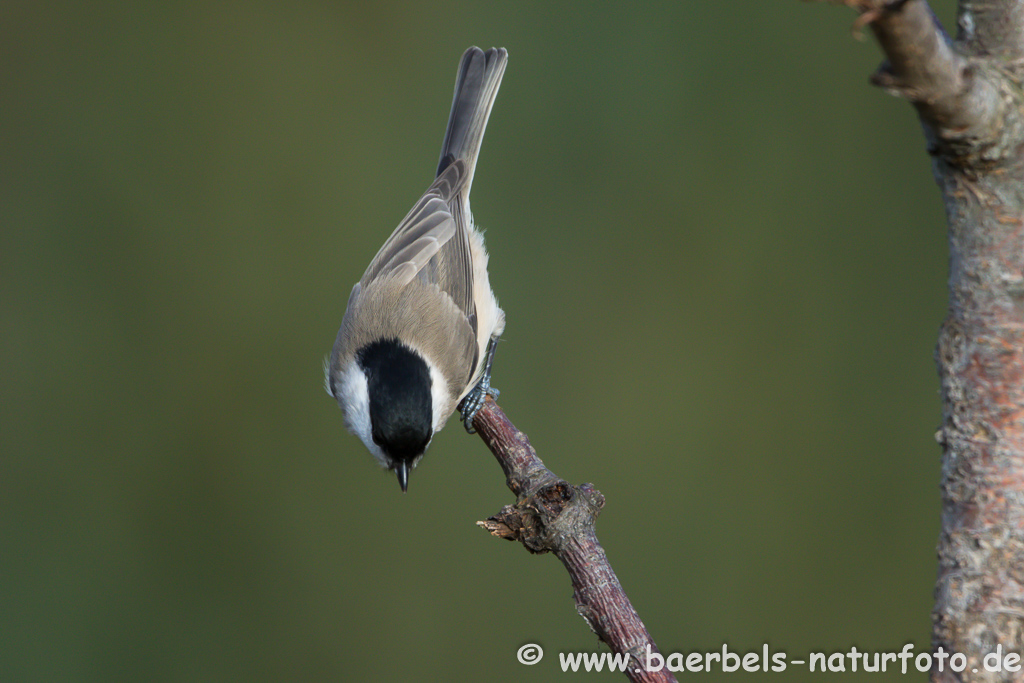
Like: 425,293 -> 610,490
421,354 -> 454,434
335,361 -> 389,468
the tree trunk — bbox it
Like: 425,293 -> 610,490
830,1 -> 1024,680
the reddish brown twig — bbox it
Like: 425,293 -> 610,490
472,397 -> 676,683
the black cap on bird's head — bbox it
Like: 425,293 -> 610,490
357,339 -> 434,492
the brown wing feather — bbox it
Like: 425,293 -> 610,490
358,160 -> 475,326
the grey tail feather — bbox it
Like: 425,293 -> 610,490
436,47 -> 507,196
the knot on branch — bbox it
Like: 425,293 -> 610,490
870,62 -> 927,100
470,399 -> 668,678
477,480 -> 606,554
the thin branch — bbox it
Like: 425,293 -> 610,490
837,0 -> 1010,165
470,397 -> 676,683
864,2 -> 965,111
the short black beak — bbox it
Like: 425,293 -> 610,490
395,462 -> 409,493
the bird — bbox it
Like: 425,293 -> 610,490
325,47 -> 508,492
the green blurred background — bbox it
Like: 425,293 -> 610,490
3,1 -> 954,681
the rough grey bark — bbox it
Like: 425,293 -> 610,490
471,397 -> 677,683
830,1 -> 1024,681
